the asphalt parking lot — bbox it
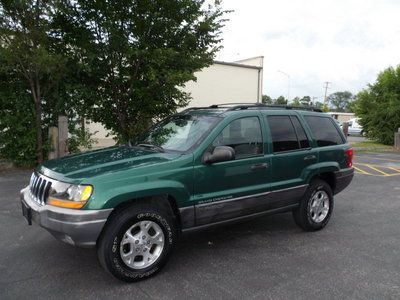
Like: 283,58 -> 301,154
1,152 -> 400,299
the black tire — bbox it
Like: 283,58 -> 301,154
293,179 -> 334,231
97,202 -> 177,282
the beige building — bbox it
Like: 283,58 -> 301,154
87,56 -> 264,148
183,56 -> 263,107
326,112 -> 355,123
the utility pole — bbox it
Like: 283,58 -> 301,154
323,82 -> 331,104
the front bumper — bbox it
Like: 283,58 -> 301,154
20,187 -> 112,248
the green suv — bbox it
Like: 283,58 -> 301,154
20,103 -> 354,281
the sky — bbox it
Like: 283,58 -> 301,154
215,0 -> 400,102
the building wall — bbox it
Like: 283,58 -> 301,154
234,56 -> 264,68
234,56 -> 264,102
327,112 -> 355,123
183,58 -> 263,107
86,121 -> 116,148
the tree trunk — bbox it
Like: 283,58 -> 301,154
115,99 -> 130,143
29,78 -> 43,164
34,97 -> 43,164
118,112 -> 129,142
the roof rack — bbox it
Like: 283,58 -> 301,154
209,103 -> 323,113
181,103 -> 323,113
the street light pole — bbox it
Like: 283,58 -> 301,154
278,70 -> 290,104
323,82 -> 331,104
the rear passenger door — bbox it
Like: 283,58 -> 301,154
266,113 -> 317,208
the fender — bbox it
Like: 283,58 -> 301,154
87,180 -> 191,210
304,162 -> 340,184
301,163 -> 320,183
318,162 -> 340,173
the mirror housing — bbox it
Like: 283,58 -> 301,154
203,146 -> 235,164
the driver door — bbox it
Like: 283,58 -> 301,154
193,116 -> 271,226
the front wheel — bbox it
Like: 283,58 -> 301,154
293,179 -> 334,231
97,203 -> 177,282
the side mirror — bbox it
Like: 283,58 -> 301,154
203,146 -> 235,164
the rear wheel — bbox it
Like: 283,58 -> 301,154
293,179 -> 334,231
97,203 -> 177,282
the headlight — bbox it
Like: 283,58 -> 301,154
47,181 -> 93,209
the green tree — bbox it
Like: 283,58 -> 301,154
0,61 -> 37,165
300,96 -> 311,106
313,101 -> 324,109
354,66 -> 400,145
55,0 -> 227,142
347,100 -> 357,113
0,0 -> 66,163
291,97 -> 301,106
262,95 -> 273,105
274,96 -> 287,105
327,91 -> 354,112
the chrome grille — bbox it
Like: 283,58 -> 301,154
29,173 -> 53,205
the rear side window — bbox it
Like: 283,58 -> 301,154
304,116 -> 344,147
267,116 -> 299,152
291,116 -> 310,149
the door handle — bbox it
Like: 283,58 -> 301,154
251,163 -> 269,170
304,155 -> 317,161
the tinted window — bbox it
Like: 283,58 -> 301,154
267,116 -> 299,152
291,116 -> 310,148
212,117 -> 263,159
304,116 -> 344,147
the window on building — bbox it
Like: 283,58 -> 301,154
304,116 -> 344,147
212,117 -> 263,159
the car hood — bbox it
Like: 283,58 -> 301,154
39,146 -> 181,182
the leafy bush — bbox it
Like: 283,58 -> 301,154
0,84 -> 37,166
68,123 -> 98,154
354,66 -> 400,145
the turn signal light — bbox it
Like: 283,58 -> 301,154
47,198 -> 87,209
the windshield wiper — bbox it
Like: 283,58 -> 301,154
136,143 -> 165,152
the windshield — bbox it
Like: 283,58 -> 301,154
134,114 -> 220,152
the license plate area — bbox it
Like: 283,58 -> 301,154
21,200 -> 32,225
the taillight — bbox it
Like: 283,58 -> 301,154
345,148 -> 354,168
